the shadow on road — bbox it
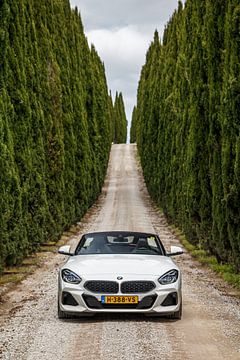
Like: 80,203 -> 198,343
59,312 -> 179,324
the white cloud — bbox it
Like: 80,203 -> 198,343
70,0 -> 182,125
71,0 -> 181,31
86,25 -> 153,120
87,25 -> 149,74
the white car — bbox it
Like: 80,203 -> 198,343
58,231 -> 183,319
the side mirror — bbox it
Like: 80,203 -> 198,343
168,245 -> 183,256
58,245 -> 74,256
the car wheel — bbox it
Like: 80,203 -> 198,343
168,301 -> 182,320
58,300 -> 72,319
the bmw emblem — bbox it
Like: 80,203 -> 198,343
117,276 -> 123,280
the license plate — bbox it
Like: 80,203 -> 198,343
101,296 -> 138,304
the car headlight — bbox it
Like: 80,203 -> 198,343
158,269 -> 179,285
61,269 -> 82,284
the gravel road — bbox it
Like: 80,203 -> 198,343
0,144 -> 239,360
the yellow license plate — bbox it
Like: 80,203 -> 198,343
101,296 -> 138,304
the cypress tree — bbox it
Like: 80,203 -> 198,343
219,1 -> 240,268
133,0 -> 240,270
0,90 -> 26,268
0,0 -> 115,271
113,92 -> 128,144
130,106 -> 137,143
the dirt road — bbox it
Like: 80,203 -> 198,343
0,144 -> 239,360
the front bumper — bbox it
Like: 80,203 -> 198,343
58,277 -> 182,316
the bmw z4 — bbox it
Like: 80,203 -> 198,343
58,231 -> 183,319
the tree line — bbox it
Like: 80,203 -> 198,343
0,0 -> 127,272
131,0 -> 240,271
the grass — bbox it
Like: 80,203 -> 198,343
0,255 -> 41,285
0,249 -> 54,286
22,257 -> 39,266
170,224 -> 240,290
4,266 -> 35,274
39,245 -> 58,252
0,273 -> 26,285
0,221 -> 81,287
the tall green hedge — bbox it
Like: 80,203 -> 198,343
130,106 -> 137,143
113,92 -> 128,144
133,0 -> 240,271
0,0 -> 113,272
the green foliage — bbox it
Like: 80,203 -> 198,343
113,92 -> 128,144
132,0 -> 240,271
0,0 -> 113,271
130,106 -> 137,143
171,224 -> 240,290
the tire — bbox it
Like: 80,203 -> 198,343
168,301 -> 182,320
58,300 -> 72,319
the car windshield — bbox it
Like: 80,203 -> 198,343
75,232 -> 165,255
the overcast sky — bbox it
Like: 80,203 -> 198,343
70,0 -> 181,126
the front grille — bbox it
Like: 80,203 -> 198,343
82,294 -> 102,309
82,294 -> 157,310
84,281 -> 119,293
121,281 -> 156,293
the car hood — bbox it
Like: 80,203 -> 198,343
63,254 -> 178,277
